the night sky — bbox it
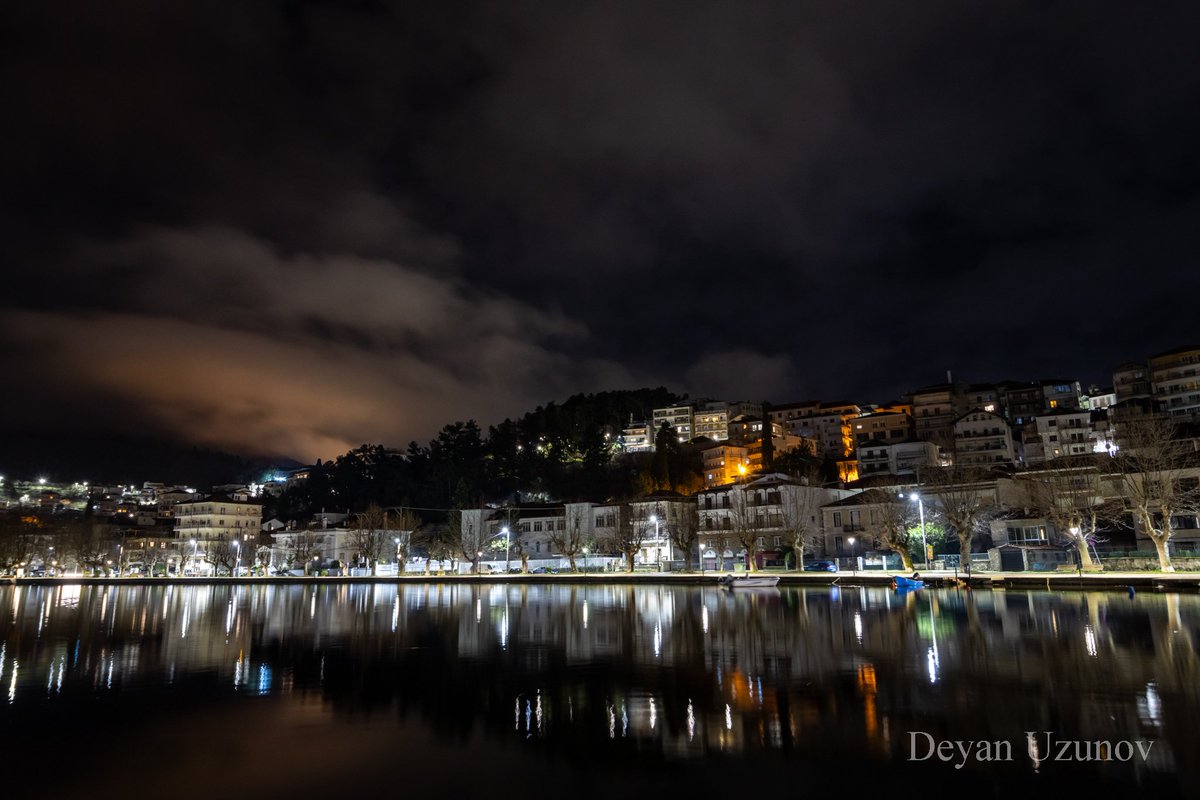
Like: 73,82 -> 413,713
3,2 -> 1199,461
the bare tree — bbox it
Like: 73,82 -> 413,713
452,508 -> 488,574
551,506 -> 588,572
668,503 -> 700,572
1022,461 -> 1113,570
60,520 -> 108,575
0,514 -> 41,574
727,488 -> 766,573
209,536 -> 236,576
779,480 -> 824,571
395,508 -> 423,569
927,467 -> 995,567
350,504 -> 391,573
861,491 -> 915,571
607,504 -> 649,573
284,530 -> 324,573
1112,414 -> 1200,572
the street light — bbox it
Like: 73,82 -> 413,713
906,492 -> 928,569
650,514 -> 660,568
502,526 -> 511,574
583,546 -> 590,572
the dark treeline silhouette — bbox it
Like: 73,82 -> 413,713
269,388 -> 688,520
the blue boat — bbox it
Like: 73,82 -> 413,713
891,576 -> 924,591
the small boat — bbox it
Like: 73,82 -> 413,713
718,574 -> 780,589
891,575 -> 924,591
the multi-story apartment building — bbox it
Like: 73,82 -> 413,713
856,439 -> 940,477
697,475 -> 853,568
1113,361 -> 1153,403
953,409 -> 1016,467
621,420 -> 654,453
1149,345 -> 1200,418
1030,408 -> 1115,462
850,411 -> 914,447
173,493 -> 263,572
692,400 -> 763,441
910,383 -> 966,456
701,442 -> 750,487
652,404 -> 695,443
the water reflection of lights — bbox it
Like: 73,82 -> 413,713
725,703 -> 733,730
258,664 -> 272,695
8,659 -> 17,703
392,596 -> 399,632
686,699 -> 695,741
653,621 -> 662,658
622,705 -> 628,737
650,696 -> 657,730
854,612 -> 863,644
535,691 -> 543,733
475,597 -> 482,624
1139,682 -> 1162,727
582,601 -> 588,629
926,647 -> 939,684
1084,624 -> 1098,657
608,704 -> 616,738
701,604 -> 709,635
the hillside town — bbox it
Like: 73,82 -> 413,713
3,345 -> 1199,577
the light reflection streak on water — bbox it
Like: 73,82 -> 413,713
687,699 -> 695,741
653,620 -> 662,657
702,604 -> 709,634
582,601 -> 588,629
854,611 -> 863,643
0,641 -> 6,684
725,704 -> 732,730
622,705 -> 628,737
392,596 -> 399,632
258,664 -> 271,695
650,697 -> 656,730
608,704 -> 615,738
475,598 -> 481,624
535,691 -> 543,734
1085,625 -> 1098,657
8,660 -> 17,703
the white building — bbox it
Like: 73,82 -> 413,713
953,409 -> 1016,467
856,439 -> 940,477
698,474 -> 853,568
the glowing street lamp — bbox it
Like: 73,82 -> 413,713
502,526 -> 511,574
905,492 -> 928,569
583,546 -> 590,572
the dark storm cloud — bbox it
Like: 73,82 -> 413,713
2,1 -> 1199,458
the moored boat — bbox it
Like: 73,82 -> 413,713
891,575 -> 924,591
718,574 -> 781,589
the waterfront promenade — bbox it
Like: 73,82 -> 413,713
9,570 -> 1200,591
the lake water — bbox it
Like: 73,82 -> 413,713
0,582 -> 1197,799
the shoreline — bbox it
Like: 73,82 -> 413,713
6,571 -> 1200,591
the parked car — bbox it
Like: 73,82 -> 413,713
803,560 -> 838,573
529,566 -> 558,574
